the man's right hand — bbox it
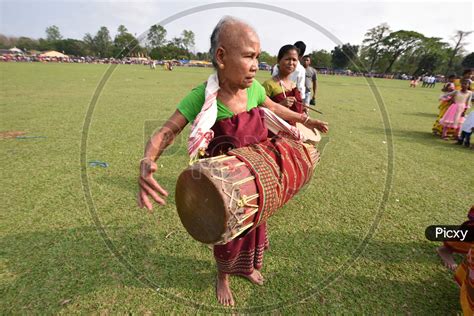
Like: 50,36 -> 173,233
306,118 -> 328,134
280,96 -> 296,107
137,157 -> 169,210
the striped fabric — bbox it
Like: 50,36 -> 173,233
187,73 -> 219,159
261,107 -> 306,142
229,137 -> 315,226
455,245 -> 474,314
214,224 -> 269,275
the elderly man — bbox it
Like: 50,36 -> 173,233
137,16 -> 328,306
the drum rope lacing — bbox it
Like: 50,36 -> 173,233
208,161 -> 260,244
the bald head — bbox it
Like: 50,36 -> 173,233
209,16 -> 259,68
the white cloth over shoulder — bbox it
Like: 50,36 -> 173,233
187,73 -> 219,159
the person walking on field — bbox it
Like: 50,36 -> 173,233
429,75 -> 436,88
302,55 -> 318,106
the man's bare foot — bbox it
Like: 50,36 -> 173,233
236,269 -> 264,285
437,246 -> 458,271
216,271 -> 234,306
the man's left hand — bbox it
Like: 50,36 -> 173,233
306,118 -> 328,133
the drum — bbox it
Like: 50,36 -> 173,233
175,137 -> 320,245
295,122 -> 321,145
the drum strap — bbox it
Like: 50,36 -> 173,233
230,141 -> 281,225
229,137 -> 314,225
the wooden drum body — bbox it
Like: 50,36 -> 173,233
176,155 -> 259,244
176,136 -> 321,245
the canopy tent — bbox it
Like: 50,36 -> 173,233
128,57 -> 148,61
188,60 -> 212,66
26,50 -> 42,56
39,51 -> 69,58
9,47 -> 23,54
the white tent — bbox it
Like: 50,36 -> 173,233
9,47 -> 23,54
39,51 -> 69,58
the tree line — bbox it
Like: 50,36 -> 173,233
308,24 -> 473,76
0,24 -> 206,61
1,23 -> 473,75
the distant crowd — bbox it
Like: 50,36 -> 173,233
1,53 -> 454,83
409,74 -> 441,88
1,54 -> 164,65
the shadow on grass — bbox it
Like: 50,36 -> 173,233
93,173 -> 178,196
302,273 -> 459,314
363,126 -> 466,151
269,230 -> 438,264
403,112 -> 437,118
252,229 -> 459,313
0,226 -> 213,314
1,225 -> 459,313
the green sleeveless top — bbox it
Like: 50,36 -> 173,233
177,80 -> 267,123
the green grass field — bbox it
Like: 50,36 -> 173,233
1,63 -> 473,314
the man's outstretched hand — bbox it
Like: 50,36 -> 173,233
137,157 -> 169,210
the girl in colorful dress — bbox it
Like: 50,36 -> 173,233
439,79 -> 472,139
432,75 -> 456,136
262,44 -> 304,121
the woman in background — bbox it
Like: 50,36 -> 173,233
262,44 -> 305,120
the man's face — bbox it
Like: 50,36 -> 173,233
278,49 -> 299,76
220,29 -> 261,89
303,57 -> 311,67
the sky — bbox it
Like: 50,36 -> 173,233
1,0 -> 473,55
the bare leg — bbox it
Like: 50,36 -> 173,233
216,270 -> 234,306
437,246 -> 458,271
455,128 -> 461,140
441,126 -> 449,139
236,269 -> 264,285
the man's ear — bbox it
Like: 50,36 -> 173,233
215,46 -> 226,68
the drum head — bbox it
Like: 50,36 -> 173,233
175,166 -> 227,244
296,122 -> 321,145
